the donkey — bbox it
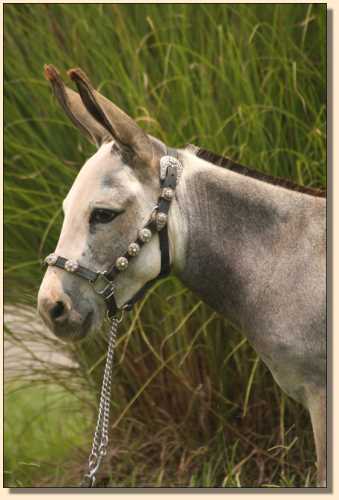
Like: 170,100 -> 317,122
38,65 -> 326,487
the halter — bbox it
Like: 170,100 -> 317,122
44,149 -> 182,317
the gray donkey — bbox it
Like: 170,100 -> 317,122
38,65 -> 326,487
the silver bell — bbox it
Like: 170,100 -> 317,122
116,256 -> 129,271
45,253 -> 58,266
156,212 -> 168,230
65,259 -> 79,273
162,187 -> 174,200
139,228 -> 152,243
127,242 -> 140,257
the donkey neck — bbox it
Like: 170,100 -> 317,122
171,151 -> 321,331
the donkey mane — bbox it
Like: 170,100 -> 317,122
187,145 -> 326,199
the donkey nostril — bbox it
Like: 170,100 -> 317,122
50,301 -> 66,320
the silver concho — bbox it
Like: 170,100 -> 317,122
161,187 -> 174,200
116,256 -> 129,271
65,259 -> 79,273
160,155 -> 180,180
138,228 -> 152,243
45,253 -> 58,266
127,242 -> 140,257
156,212 -> 168,230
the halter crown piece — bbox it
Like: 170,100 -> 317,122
44,149 -> 182,318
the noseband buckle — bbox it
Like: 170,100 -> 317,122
91,272 -> 115,298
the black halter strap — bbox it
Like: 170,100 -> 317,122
104,147 -> 178,315
44,148 -> 180,318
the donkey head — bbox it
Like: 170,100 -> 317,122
38,65 -> 172,340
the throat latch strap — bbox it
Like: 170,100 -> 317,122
121,148 -> 179,311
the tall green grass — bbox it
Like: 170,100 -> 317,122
4,4 -> 326,487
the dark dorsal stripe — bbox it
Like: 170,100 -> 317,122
191,146 -> 326,199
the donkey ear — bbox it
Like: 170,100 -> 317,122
44,65 -> 111,148
68,67 -> 157,167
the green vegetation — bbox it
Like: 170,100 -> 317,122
4,4 -> 326,487
4,382 -> 90,487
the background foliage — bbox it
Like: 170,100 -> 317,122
4,3 -> 326,487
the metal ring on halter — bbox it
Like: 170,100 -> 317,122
91,271 -> 115,297
116,308 -> 125,323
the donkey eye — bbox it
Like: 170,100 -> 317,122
90,208 -> 121,225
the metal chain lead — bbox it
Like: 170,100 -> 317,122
81,316 -> 120,487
